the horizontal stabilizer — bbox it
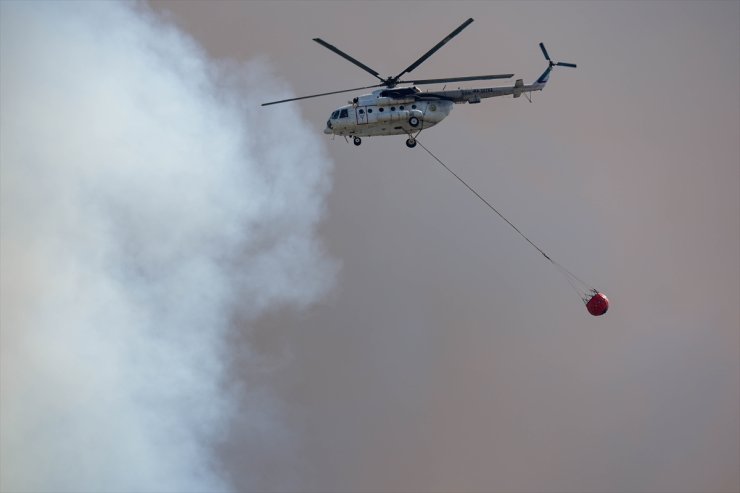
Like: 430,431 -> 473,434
513,78 -> 524,98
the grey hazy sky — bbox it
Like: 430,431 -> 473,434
153,1 -> 739,492
150,2 -> 739,491
3,1 -> 737,492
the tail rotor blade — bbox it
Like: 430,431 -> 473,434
539,43 -> 576,69
539,42 -> 551,61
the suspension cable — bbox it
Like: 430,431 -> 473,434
415,139 -> 594,300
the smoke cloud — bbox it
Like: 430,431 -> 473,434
0,2 -> 335,491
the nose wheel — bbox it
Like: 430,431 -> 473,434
405,138 -> 417,148
353,136 -> 362,146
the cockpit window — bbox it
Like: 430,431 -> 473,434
339,109 -> 349,118
331,111 -> 340,119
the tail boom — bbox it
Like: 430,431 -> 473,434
422,80 -> 545,104
419,43 -> 573,104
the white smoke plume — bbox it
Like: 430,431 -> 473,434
0,2 -> 335,491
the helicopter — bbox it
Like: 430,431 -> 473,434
261,18 -> 576,148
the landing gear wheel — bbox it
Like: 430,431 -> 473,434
353,136 -> 362,146
408,116 -> 420,128
405,138 -> 417,148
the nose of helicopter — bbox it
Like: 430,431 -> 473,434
323,127 -> 332,134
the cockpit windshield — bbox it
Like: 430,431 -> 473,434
331,108 -> 350,119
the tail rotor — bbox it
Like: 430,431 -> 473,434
539,42 -> 576,68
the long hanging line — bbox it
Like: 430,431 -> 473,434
415,139 -> 608,315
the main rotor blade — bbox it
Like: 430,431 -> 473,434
539,42 -> 551,61
313,38 -> 385,82
261,84 -> 383,106
394,18 -> 475,80
556,62 -> 577,68
405,73 -> 514,85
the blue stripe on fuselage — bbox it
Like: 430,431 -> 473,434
536,66 -> 552,84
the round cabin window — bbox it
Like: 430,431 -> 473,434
430,104 -> 437,111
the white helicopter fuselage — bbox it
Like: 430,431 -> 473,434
324,89 -> 453,138
323,79 -> 547,142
